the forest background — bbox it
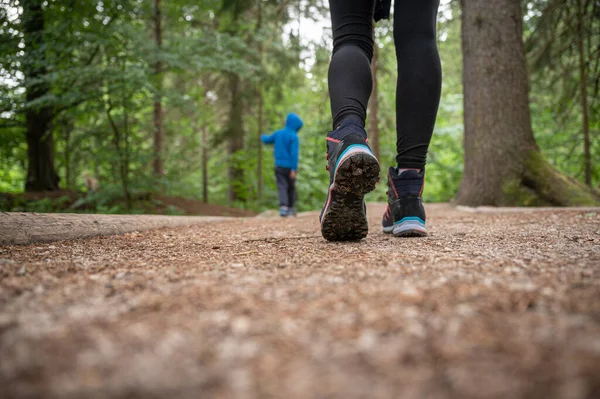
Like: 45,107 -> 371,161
0,0 -> 598,214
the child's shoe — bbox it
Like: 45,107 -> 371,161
382,167 -> 427,237
319,121 -> 380,241
280,206 -> 289,217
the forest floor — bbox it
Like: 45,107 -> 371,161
1,204 -> 599,399
0,191 -> 256,217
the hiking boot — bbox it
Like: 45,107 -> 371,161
319,122 -> 380,241
382,167 -> 427,237
280,206 -> 289,217
288,207 -> 297,217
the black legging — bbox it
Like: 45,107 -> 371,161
328,0 -> 441,169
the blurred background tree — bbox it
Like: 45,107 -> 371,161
457,0 -> 598,206
0,0 -> 597,214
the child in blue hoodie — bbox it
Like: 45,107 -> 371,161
261,113 -> 303,217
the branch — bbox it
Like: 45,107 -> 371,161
105,99 -> 121,148
52,93 -> 97,119
0,118 -> 26,128
54,8 -> 118,113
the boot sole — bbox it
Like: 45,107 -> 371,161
321,150 -> 380,241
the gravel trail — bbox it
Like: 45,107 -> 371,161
1,204 -> 599,399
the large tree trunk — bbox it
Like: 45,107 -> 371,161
456,0 -> 598,206
22,0 -> 59,192
368,36 -> 380,161
152,0 -> 164,177
226,73 -> 245,203
576,0 -> 591,186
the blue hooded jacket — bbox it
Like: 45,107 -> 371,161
261,113 -> 303,171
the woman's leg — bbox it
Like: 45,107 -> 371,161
382,0 -> 440,237
394,0 -> 441,169
328,0 -> 377,129
320,0 -> 380,241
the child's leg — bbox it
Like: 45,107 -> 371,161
275,167 -> 290,213
394,0 -> 441,169
328,0 -> 376,129
288,175 -> 295,208
288,175 -> 296,215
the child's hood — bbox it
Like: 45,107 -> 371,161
285,113 -> 303,132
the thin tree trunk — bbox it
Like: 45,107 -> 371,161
106,105 -> 132,208
368,32 -> 380,161
22,0 -> 60,192
227,73 -> 245,203
123,70 -> 132,210
104,49 -> 132,209
152,0 -> 164,177
256,0 -> 264,202
457,0 -> 598,206
576,0 -> 592,186
201,123 -> 208,203
63,118 -> 72,189
257,89 -> 264,201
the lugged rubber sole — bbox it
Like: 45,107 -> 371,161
321,150 -> 380,242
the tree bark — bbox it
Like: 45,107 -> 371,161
152,0 -> 164,177
226,73 -> 245,203
256,0 -> 264,202
60,116 -> 73,189
456,0 -> 598,206
576,0 -> 592,186
106,103 -> 132,209
201,123 -> 208,203
22,0 -> 59,192
257,89 -> 264,201
368,34 -> 380,161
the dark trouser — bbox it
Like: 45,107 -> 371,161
275,167 -> 296,208
328,0 -> 441,169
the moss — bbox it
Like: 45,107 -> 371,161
502,178 -> 551,206
475,15 -> 484,28
460,149 -> 598,207
524,151 -> 600,206
500,151 -> 599,206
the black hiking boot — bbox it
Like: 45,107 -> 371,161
382,167 -> 427,237
319,122 -> 380,241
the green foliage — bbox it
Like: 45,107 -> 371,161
0,0 -> 595,214
1,195 -> 72,212
525,0 -> 599,186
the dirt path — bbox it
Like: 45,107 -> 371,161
1,204 -> 599,399
1,213 -> 231,245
